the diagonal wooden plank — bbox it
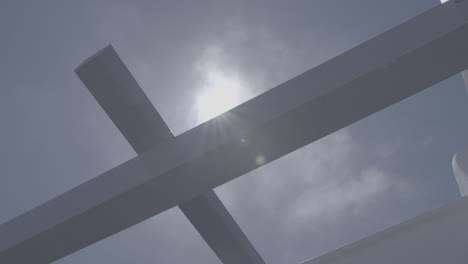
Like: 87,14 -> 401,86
3,1 -> 468,263
75,45 -> 174,153
75,45 -> 265,264
299,196 -> 468,264
179,191 -> 265,264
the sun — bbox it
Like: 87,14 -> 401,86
197,68 -> 243,122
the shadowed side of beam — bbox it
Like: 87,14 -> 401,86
74,46 -> 265,264
180,191 -> 265,264
3,1 -> 468,263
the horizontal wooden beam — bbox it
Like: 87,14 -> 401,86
2,1 -> 468,262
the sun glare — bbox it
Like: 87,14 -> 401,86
197,69 -> 243,122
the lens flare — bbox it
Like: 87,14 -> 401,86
255,155 -> 266,166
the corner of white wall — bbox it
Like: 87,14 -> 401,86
452,149 -> 468,196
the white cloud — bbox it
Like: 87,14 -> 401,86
216,129 -> 412,234
193,16 -> 298,101
289,166 -> 397,229
194,44 -> 251,122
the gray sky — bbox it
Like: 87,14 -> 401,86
1,0 -> 468,263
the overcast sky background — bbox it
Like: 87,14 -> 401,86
1,0 -> 468,263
